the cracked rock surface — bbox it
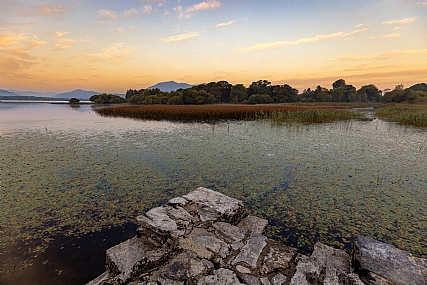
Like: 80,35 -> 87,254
87,187 -> 426,285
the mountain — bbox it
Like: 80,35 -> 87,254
52,89 -> 99,100
10,90 -> 58,97
147,81 -> 192,92
0,89 -> 18,96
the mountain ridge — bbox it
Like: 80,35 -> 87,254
147,81 -> 192,92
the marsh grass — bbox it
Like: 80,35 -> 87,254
95,104 -> 362,124
376,104 -> 427,127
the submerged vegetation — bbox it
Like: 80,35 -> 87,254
376,104 -> 427,127
95,104 -> 363,124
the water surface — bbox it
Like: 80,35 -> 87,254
1,101 -> 426,284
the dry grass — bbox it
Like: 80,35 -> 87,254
376,104 -> 427,127
95,104 -> 362,124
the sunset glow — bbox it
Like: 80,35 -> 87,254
1,1 -> 426,93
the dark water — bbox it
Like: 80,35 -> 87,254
0,223 -> 138,285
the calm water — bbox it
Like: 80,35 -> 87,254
1,101 -> 426,284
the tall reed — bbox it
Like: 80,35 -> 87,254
376,104 -> 427,127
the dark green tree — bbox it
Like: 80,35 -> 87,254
332,79 -> 346,89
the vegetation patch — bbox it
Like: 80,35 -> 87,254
376,104 -> 427,128
95,104 -> 362,123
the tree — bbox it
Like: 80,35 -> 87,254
229,84 -> 247,103
247,94 -> 274,104
271,84 -> 299,103
332,79 -> 346,89
248,80 -> 271,96
69,98 -> 80,104
357,84 -> 381,102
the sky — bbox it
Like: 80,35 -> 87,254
1,0 -> 426,94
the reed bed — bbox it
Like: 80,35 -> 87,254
376,104 -> 427,128
95,104 -> 362,123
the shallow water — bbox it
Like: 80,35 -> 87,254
1,102 -> 426,284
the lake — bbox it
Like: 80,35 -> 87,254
1,101 -> 426,284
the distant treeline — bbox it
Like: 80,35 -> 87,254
90,80 -> 427,105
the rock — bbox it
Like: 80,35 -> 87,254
289,254 -> 323,285
178,235 -> 213,260
198,207 -> 220,222
236,265 -> 252,274
238,216 -> 268,235
354,235 -> 425,285
105,237 -> 170,284
168,197 -> 188,206
213,221 -> 247,243
260,240 -> 296,274
311,242 -> 350,272
232,232 -> 267,268
194,235 -> 230,258
86,271 -> 109,285
260,277 -> 271,285
241,274 -> 261,285
197,268 -> 243,285
165,261 -> 188,281
271,273 -> 287,285
183,187 -> 246,224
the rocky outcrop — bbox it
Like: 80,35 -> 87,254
87,187 -> 427,285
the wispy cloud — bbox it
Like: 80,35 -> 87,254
383,17 -> 417,25
234,28 -> 368,52
333,49 -> 427,61
99,9 -> 117,20
159,32 -> 200,42
186,2 -> 221,13
54,38 -> 75,51
55,31 -> 69,37
417,2 -> 427,6
80,43 -> 135,64
382,33 -> 401,38
121,5 -> 152,18
215,19 -> 246,28
174,1 -> 221,20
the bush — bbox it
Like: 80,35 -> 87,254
247,94 -> 274,104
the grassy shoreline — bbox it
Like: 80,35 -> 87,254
95,104 -> 363,124
376,104 -> 427,128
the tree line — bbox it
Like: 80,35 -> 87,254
90,80 -> 427,105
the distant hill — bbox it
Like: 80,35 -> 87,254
10,90 -> 58,97
147,81 -> 192,92
52,89 -> 99,100
0,89 -> 18,96
408,83 -> 427,92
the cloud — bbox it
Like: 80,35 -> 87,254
55,31 -> 69,37
173,2 -> 221,20
122,8 -> 139,18
159,32 -> 200,42
99,9 -> 117,20
382,33 -> 401,38
333,49 -> 427,61
186,1 -> 221,13
81,43 -> 135,64
121,5 -> 152,18
355,24 -> 365,28
54,38 -> 75,51
417,2 -> 427,6
383,17 -> 417,25
234,28 -> 368,52
30,5 -> 66,16
215,19 -> 246,28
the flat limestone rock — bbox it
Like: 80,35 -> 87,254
237,216 -> 268,235
213,221 -> 247,243
260,240 -> 296,274
241,274 -> 261,285
232,232 -> 267,268
355,235 -> 426,285
105,237 -> 169,284
183,187 -> 246,223
311,242 -> 350,272
168,197 -> 188,206
198,207 -> 220,222
194,235 -> 230,258
289,254 -> 322,285
197,268 -> 243,285
271,273 -> 287,285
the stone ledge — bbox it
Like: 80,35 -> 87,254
87,187 -> 426,285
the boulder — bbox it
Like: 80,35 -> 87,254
354,235 -> 426,285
